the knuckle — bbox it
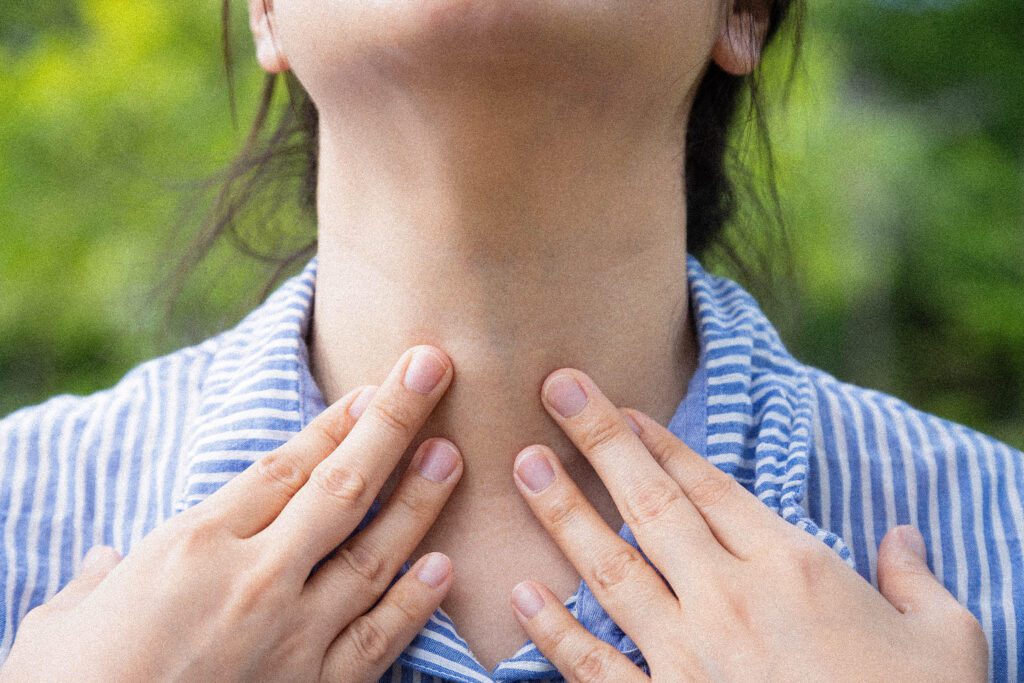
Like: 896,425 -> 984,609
337,541 -> 389,588
169,516 -> 222,555
569,646 -> 611,683
311,461 -> 367,504
348,615 -> 391,665
949,605 -> 986,644
231,557 -> 288,613
386,582 -> 426,626
790,536 -> 833,586
931,602 -> 989,667
20,604 -> 50,628
370,398 -> 416,437
591,547 -> 645,593
623,479 -> 683,527
544,491 -> 583,530
646,438 -> 675,469
389,485 -> 434,525
254,450 -> 305,498
169,502 -> 219,534
310,410 -> 350,447
684,473 -> 735,510
578,412 -> 627,457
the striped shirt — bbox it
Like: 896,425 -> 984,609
0,255 -> 1021,681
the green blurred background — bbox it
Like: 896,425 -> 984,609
1,0 -> 1021,448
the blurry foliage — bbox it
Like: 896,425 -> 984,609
739,0 -> 1024,447
0,0 -> 1021,447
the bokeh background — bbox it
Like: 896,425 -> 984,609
1,0 -> 1021,448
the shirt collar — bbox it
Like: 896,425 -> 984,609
174,253 -> 855,680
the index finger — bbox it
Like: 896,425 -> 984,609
539,369 -> 731,585
202,382 -> 376,537
260,345 -> 454,571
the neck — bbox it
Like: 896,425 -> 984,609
307,57 -> 698,515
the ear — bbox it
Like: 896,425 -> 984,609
249,0 -> 290,74
711,0 -> 771,76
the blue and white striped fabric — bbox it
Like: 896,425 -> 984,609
1,255 -> 1021,681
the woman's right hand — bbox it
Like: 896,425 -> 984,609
0,345 -> 462,683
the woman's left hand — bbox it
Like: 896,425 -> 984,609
509,369 -> 989,682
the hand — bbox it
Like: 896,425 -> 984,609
0,345 -> 463,683
508,369 -> 988,682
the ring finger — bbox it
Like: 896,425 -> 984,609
540,370 -> 731,586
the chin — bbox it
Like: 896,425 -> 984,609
276,0 -> 718,110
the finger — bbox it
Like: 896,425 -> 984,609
263,345 -> 454,571
510,581 -> 649,683
877,525 -> 966,618
205,383 -> 376,537
322,552 -> 453,683
513,444 -> 680,650
48,546 -> 122,610
303,437 -> 462,629
621,407 -> 788,560
541,369 -> 730,582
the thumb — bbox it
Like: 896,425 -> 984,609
877,525 -> 954,616
49,545 -> 123,610
79,544 -> 122,581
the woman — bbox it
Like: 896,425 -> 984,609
0,0 -> 1019,680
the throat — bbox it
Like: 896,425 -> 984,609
306,217 -> 700,671
365,367 -> 686,671
385,445 -> 627,673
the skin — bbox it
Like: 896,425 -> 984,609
1,347 -> 464,682
0,350 -> 988,680
251,0 -> 762,665
511,368 -> 988,680
0,0 -> 988,678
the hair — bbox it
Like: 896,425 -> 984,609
166,0 -> 805,309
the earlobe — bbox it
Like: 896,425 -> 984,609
249,0 -> 290,74
710,0 -> 770,76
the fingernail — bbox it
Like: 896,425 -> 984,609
511,582 -> 545,619
417,440 -> 458,482
544,373 -> 587,418
624,412 -> 642,435
348,386 -> 377,418
416,552 -> 451,588
900,525 -> 926,561
404,347 -> 447,394
515,448 -> 555,493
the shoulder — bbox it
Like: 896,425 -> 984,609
0,337 -> 224,547
803,364 -> 1022,466
0,338 -> 220,460
0,258 -> 319,525
799,365 -> 1024,680
0,338 -> 226,657
800,363 -> 1024,595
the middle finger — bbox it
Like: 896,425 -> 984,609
302,436 -> 463,629
513,444 -> 680,650
260,345 -> 454,573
